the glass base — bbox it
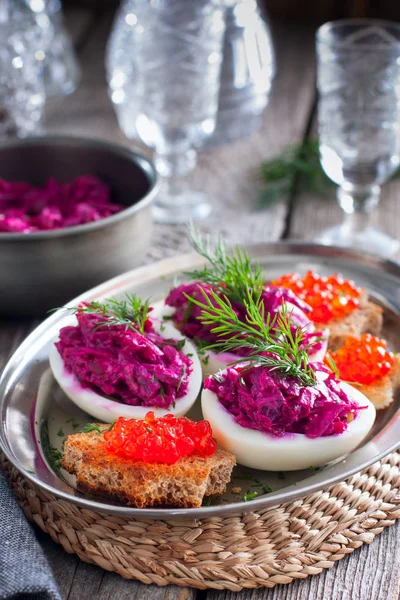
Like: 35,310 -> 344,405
316,224 -> 400,258
152,191 -> 211,224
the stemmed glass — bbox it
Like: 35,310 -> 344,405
107,0 -> 225,224
316,19 -> 400,257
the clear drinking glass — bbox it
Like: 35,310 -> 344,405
0,0 -> 45,137
316,19 -> 400,256
206,0 -> 275,146
107,0 -> 225,224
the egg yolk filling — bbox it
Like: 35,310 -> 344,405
103,412 -> 217,464
204,365 -> 366,438
56,312 -> 193,409
272,271 -> 361,323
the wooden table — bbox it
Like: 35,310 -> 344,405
3,6 -> 400,600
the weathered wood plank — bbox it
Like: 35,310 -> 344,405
207,519 -> 400,600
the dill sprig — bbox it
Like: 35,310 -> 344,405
187,287 -> 317,387
256,138 -> 334,209
185,222 -> 264,304
68,293 -> 151,335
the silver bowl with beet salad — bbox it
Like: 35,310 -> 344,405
0,136 -> 158,316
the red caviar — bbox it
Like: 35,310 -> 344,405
272,271 -> 361,323
103,412 -> 217,464
330,334 -> 394,385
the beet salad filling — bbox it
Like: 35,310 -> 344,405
204,365 -> 366,438
166,282 -> 326,357
56,312 -> 193,409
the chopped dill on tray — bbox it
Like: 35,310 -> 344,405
81,423 -> 103,434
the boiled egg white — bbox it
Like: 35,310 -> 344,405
49,315 -> 202,423
201,381 -> 376,471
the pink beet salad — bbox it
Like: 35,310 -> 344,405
56,311 -> 193,409
166,282 -> 325,357
204,365 -> 366,438
0,175 -> 125,232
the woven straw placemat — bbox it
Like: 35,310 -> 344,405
2,451 -> 400,591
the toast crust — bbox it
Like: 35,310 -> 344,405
62,428 -> 236,508
315,291 -> 383,351
358,353 -> 400,410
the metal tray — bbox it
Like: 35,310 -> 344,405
1,242 -> 400,519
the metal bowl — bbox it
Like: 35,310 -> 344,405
0,136 -> 158,316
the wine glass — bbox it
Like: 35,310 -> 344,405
316,19 -> 400,257
107,0 -> 225,224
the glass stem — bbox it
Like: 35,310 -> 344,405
152,147 -> 211,223
337,183 -> 380,233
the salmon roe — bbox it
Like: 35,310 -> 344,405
103,412 -> 217,464
272,271 -> 361,323
330,334 -> 394,385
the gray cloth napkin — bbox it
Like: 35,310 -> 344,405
0,469 -> 61,600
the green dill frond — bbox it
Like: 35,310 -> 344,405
185,223 -> 264,304
187,286 -> 317,387
67,293 -> 151,334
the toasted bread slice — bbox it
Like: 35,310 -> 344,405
356,353 -> 400,410
315,290 -> 383,351
62,427 -> 236,508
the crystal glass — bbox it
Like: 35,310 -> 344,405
0,0 -> 45,136
30,0 -> 81,97
207,0 -> 275,146
107,0 -> 225,224
316,19 -> 400,257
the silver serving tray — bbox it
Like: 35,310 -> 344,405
1,243 -> 400,519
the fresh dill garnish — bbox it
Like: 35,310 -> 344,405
261,484 -> 273,494
66,417 -> 80,429
108,419 -> 117,431
81,423 -> 102,434
176,364 -> 187,392
188,287 -> 317,387
51,447 -> 62,469
278,471 -> 286,480
325,353 -> 339,378
185,223 -> 264,304
27,469 -> 36,475
256,138 -> 334,209
57,428 -> 64,437
203,497 -> 213,506
243,489 -> 259,502
66,293 -> 151,335
175,338 -> 186,351
160,323 -> 166,332
192,337 -> 209,356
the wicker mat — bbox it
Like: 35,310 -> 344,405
2,451 -> 400,591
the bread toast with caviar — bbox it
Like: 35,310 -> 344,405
355,353 -> 400,410
315,289 -> 383,351
62,427 -> 236,508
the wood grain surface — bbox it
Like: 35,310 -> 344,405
3,5 -> 400,600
